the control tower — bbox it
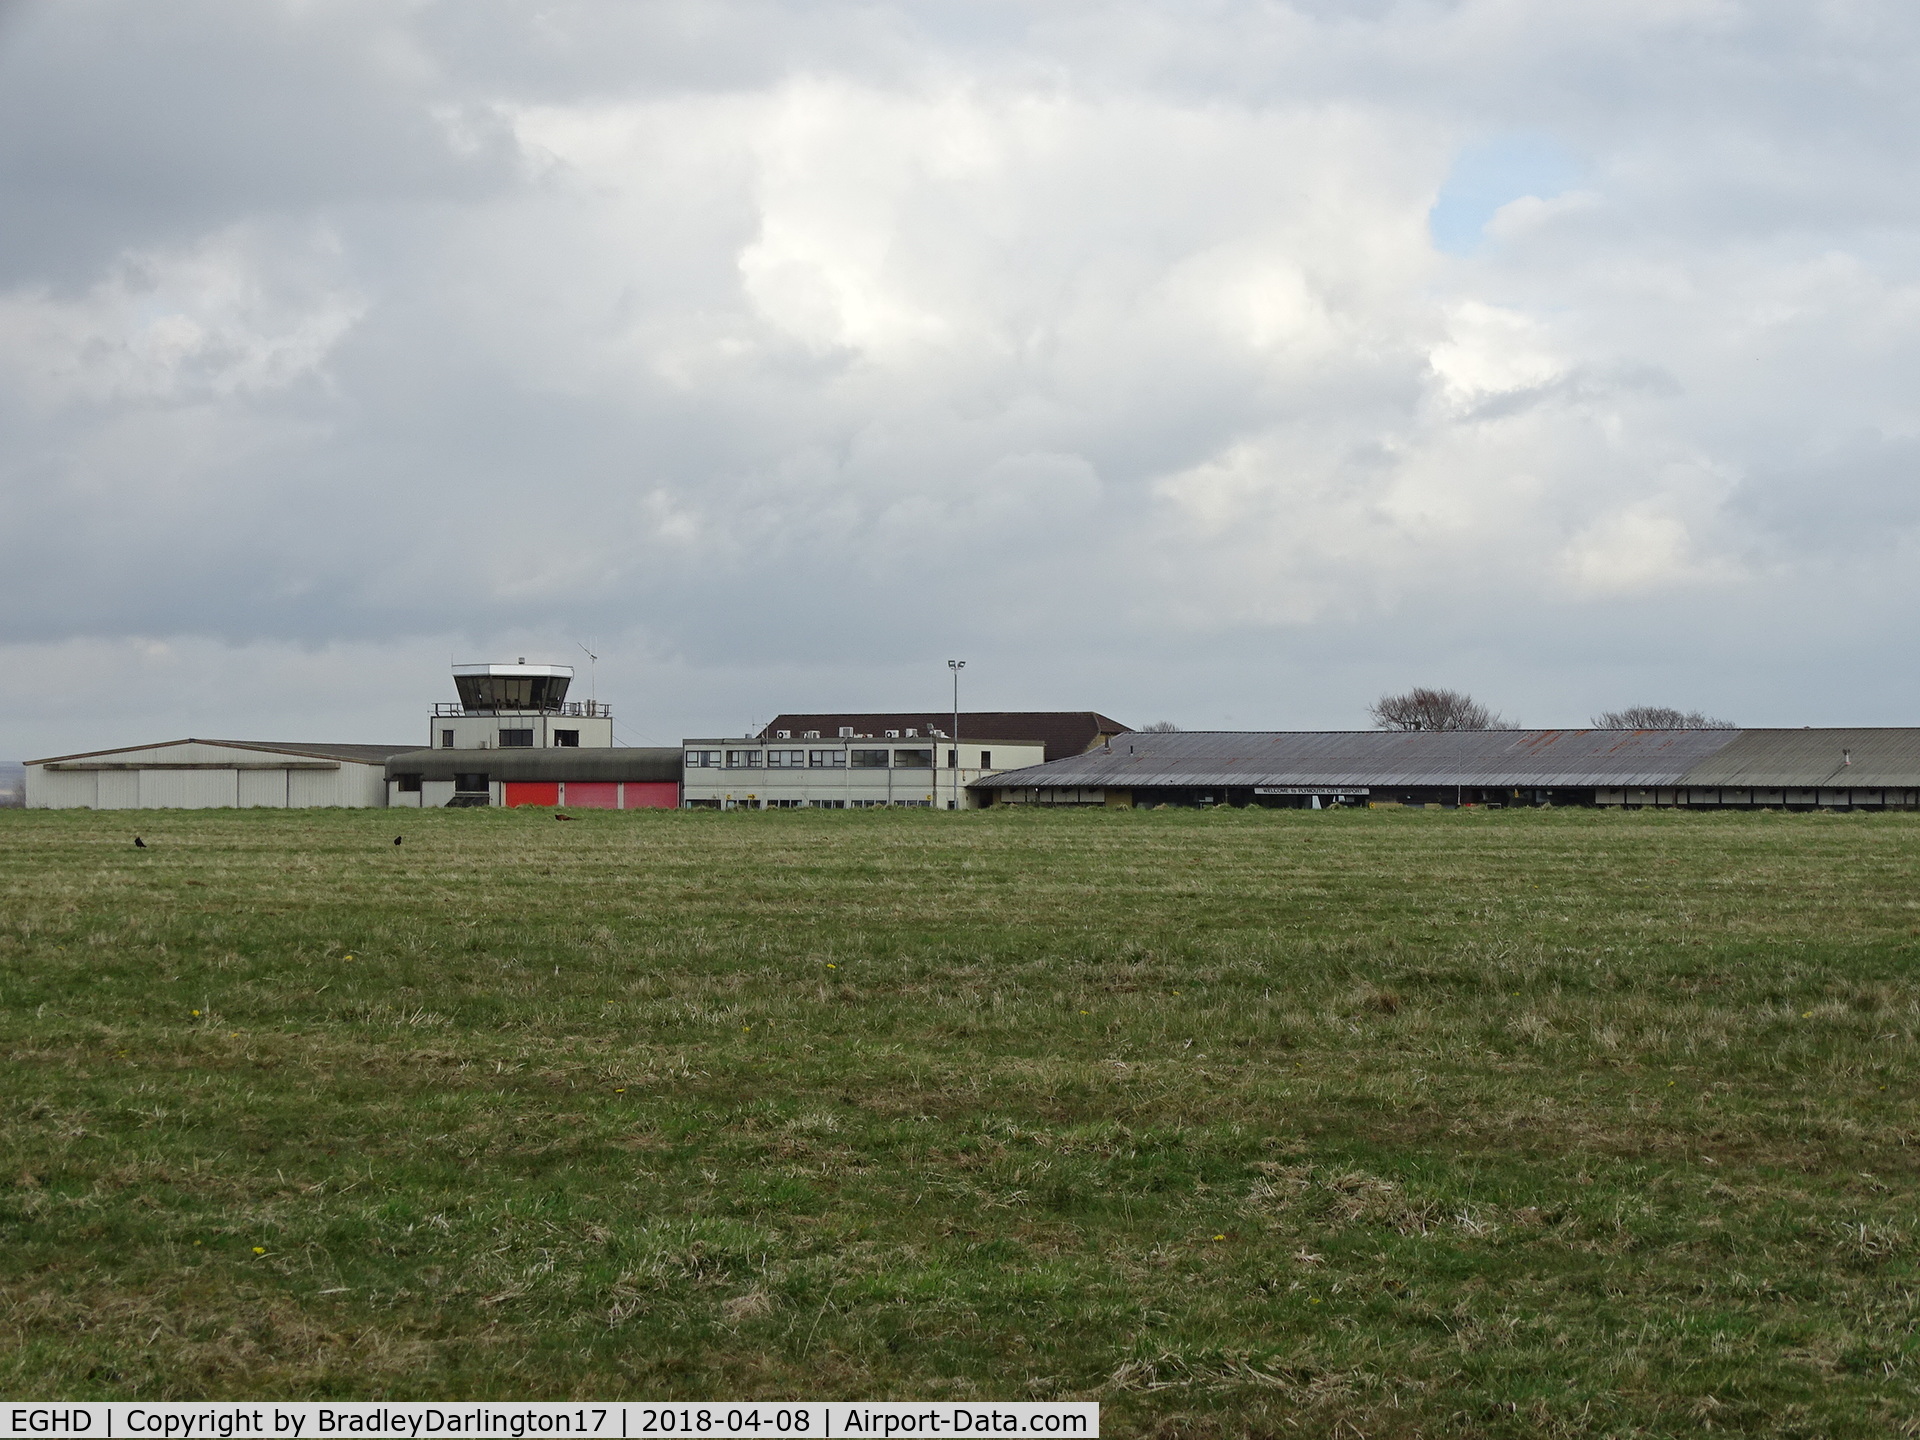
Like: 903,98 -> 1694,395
431,660 -> 614,750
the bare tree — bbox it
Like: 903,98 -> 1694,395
1369,687 -> 1513,731
1138,721 -> 1181,733
1592,705 -> 1735,730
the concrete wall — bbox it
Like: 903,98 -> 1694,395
429,715 -> 614,750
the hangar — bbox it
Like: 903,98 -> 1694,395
970,728 -> 1920,810
24,739 -> 411,810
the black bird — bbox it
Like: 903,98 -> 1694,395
393,836 -> 403,845
555,812 -> 575,821
133,836 -> 146,849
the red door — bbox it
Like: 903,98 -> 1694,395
504,782 -> 559,807
564,782 -> 618,809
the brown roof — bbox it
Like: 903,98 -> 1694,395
759,712 -> 1131,763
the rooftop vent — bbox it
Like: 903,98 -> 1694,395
804,730 -> 820,739
905,727 -> 917,737
776,730 -> 792,739
839,727 -> 854,738
886,729 -> 901,738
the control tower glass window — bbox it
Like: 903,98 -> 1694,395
454,671 -> 572,712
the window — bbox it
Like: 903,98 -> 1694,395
726,750 -> 764,768
893,749 -> 934,769
454,773 -> 489,793
947,749 -> 957,769
500,729 -> 534,747
396,773 -> 422,793
850,799 -> 888,808
685,750 -> 720,767
850,749 -> 889,768
764,798 -> 803,808
809,749 -> 846,768
766,749 -> 806,768
895,799 -> 931,807
553,730 -> 580,747
810,798 -> 845,808
979,750 -> 991,768
441,729 -> 455,749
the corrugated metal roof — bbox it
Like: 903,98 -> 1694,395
385,747 -> 683,782
1675,729 -> 1920,788
970,728 -> 1748,790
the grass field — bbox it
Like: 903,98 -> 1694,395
4,805 -> 1920,1435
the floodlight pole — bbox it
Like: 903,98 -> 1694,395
948,660 -> 965,812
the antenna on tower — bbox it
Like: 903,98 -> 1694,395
577,642 -> 598,706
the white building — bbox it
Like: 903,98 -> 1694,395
25,739 -> 407,809
431,662 -> 613,749
680,731 -> 1044,809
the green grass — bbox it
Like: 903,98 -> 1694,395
4,805 -> 1920,1435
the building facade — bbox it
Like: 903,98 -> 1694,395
759,711 -> 1128,763
681,733 -> 1044,809
385,747 -> 681,809
431,662 -> 614,749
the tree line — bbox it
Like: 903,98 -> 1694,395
1366,688 -> 1734,732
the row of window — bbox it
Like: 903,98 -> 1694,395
438,729 -> 580,749
686,748 -> 987,769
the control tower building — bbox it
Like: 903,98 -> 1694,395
433,660 -> 614,750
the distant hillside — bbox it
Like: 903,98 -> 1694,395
0,761 -> 24,807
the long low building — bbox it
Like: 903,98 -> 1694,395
385,747 -> 683,808
969,728 -> 1920,810
26,739 -> 414,809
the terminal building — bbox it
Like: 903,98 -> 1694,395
969,727 -> 1920,810
760,711 -> 1129,763
682,731 -> 1044,809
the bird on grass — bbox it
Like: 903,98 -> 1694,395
555,812 -> 575,821
393,836 -> 403,845
133,836 -> 146,849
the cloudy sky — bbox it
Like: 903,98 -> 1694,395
5,0 -> 1920,758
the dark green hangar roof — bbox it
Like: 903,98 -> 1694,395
385,748 -> 683,783
967,728 -> 1920,791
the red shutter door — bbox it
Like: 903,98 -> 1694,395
564,782 -> 618,809
620,782 -> 679,809
504,782 -> 560,807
